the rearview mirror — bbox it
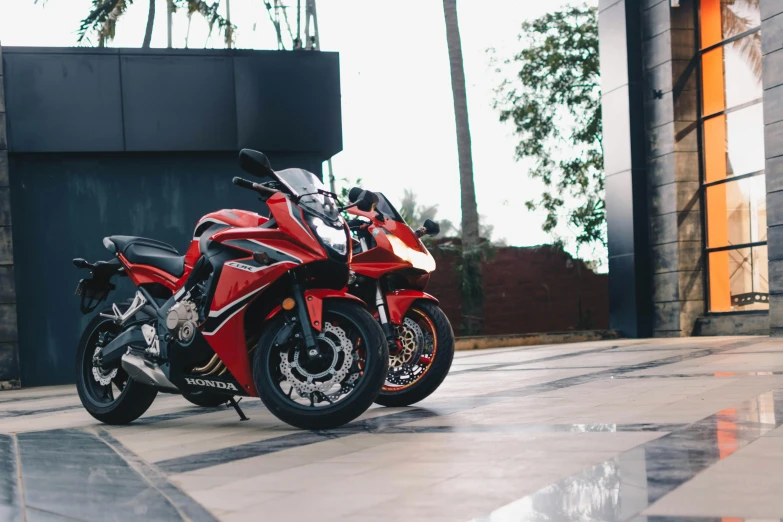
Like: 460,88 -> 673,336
348,187 -> 363,204
355,190 -> 380,212
239,149 -> 275,179
422,219 -> 440,237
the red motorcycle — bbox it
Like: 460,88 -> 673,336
346,188 -> 454,407
73,150 -> 388,430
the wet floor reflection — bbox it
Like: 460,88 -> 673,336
474,389 -> 783,522
617,372 -> 783,379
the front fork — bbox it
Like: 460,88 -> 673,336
375,281 -> 398,352
358,236 -> 398,352
291,272 -> 320,359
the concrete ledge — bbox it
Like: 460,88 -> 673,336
455,330 -> 622,351
694,312 -> 769,336
0,379 -> 19,390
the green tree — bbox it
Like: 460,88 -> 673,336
75,0 -> 234,48
443,0 -> 484,335
492,4 -> 604,252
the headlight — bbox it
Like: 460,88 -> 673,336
385,232 -> 436,272
310,217 -> 348,256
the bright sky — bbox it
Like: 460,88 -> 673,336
0,0 -> 596,258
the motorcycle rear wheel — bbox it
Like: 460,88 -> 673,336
375,301 -> 454,407
75,305 -> 158,425
253,300 -> 388,430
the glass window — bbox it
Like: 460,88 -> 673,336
699,0 -> 766,312
708,246 -> 769,312
703,105 -> 765,185
701,33 -> 763,116
700,0 -> 761,49
706,176 -> 767,249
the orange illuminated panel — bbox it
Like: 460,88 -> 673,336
703,116 -> 727,185
709,251 -> 732,311
706,184 -> 728,249
700,0 -> 723,48
701,48 -> 726,116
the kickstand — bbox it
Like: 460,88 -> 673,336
228,397 -> 249,421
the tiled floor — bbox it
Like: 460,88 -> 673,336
2,336 -> 783,521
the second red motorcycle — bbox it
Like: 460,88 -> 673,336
346,188 -> 454,407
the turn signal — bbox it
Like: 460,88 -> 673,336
282,298 -> 296,311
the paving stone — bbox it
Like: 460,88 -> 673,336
4,337 -> 783,521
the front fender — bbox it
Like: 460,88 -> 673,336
305,289 -> 366,332
386,290 -> 438,325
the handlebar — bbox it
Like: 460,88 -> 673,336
347,219 -> 367,229
232,177 -> 281,198
232,176 -> 255,189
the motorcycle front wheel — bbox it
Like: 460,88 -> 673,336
375,300 -> 454,407
253,300 -> 388,430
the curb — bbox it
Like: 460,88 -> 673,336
454,330 -> 622,351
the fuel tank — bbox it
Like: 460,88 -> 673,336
184,209 -> 270,263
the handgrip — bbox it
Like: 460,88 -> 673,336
255,184 -> 280,197
233,176 -> 255,189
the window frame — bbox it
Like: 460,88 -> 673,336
695,1 -> 766,313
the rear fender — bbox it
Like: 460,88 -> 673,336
73,257 -> 125,315
304,289 -> 366,332
385,290 -> 438,325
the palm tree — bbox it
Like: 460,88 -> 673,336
76,0 -> 234,48
721,0 -> 762,81
442,0 -> 483,335
142,0 -> 155,47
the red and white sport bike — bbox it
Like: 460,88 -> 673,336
73,150 -> 388,430
346,188 -> 454,407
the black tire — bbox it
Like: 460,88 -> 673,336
375,300 -> 454,407
182,391 -> 230,407
253,300 -> 388,430
75,305 -> 158,425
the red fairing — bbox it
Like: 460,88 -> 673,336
349,208 -> 433,280
196,209 -> 269,230
385,290 -> 438,324
304,289 -> 366,331
194,194 -> 332,395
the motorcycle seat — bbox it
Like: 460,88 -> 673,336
103,235 -> 185,278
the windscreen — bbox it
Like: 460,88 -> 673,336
375,193 -> 405,223
275,168 -> 340,222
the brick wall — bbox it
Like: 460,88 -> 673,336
0,43 -> 20,389
425,244 -> 609,336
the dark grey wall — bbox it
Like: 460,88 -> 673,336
599,0 -> 653,337
3,47 -> 342,156
762,1 -> 783,335
2,47 -> 343,387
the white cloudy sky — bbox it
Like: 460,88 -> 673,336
0,0 -> 601,258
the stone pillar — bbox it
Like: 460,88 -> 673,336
600,0 -> 654,338
0,43 -> 20,389
642,0 -> 705,336
763,2 -> 783,336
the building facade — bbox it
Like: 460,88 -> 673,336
601,0 -> 783,337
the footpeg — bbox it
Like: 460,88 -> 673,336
229,397 -> 249,421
